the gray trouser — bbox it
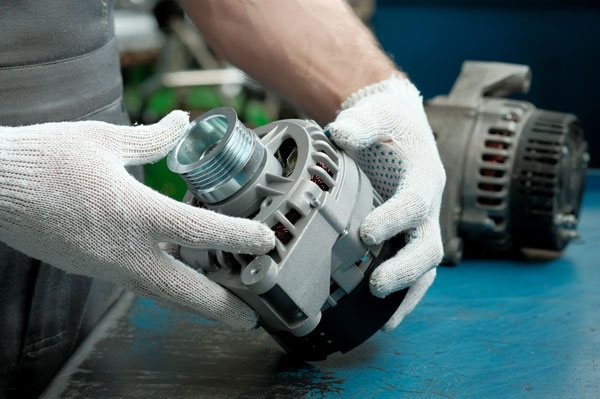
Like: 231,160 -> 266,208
0,1 -> 139,397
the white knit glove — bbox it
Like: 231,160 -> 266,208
0,112 -> 276,330
327,76 -> 446,330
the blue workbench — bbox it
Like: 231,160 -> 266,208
42,173 -> 600,399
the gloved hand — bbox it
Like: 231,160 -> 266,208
0,112 -> 275,330
327,75 -> 445,330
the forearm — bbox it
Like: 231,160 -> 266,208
181,0 -> 401,124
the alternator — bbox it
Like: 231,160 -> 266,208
427,61 -> 589,264
167,107 -> 407,360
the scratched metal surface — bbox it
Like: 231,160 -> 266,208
43,173 -> 600,399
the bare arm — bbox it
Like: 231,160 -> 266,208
181,0 -> 444,331
181,0 -> 401,124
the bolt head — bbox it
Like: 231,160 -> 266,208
503,112 -> 519,122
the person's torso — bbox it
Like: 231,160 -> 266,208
0,2 -> 131,396
0,0 -> 128,125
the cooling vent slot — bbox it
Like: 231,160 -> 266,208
530,116 -> 567,134
308,134 -> 339,192
480,168 -> 504,178
488,128 -> 513,137
476,127 -> 514,209
508,109 -> 588,252
310,161 -> 335,191
272,209 -> 302,245
514,114 -> 566,216
523,138 -> 561,165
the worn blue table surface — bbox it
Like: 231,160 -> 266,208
43,173 -> 600,399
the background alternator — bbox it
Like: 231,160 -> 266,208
427,61 -> 589,264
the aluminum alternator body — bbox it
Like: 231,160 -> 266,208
427,61 -> 589,264
168,108 -> 407,360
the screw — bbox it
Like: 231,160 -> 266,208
503,112 -> 519,122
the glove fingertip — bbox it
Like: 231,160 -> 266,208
229,308 -> 259,331
369,261 -> 411,298
369,272 -> 392,298
369,284 -> 388,299
248,224 -> 277,255
326,122 -> 362,151
361,232 -> 379,246
222,218 -> 276,255
381,317 -> 403,332
360,211 -> 388,246
162,110 -> 190,128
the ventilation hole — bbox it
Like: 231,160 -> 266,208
525,147 -> 560,155
531,127 -> 563,134
489,128 -> 513,137
482,154 -> 507,163
275,138 -> 298,178
518,189 -> 555,198
480,168 -> 505,178
521,170 -> 556,179
273,227 -> 292,244
478,183 -> 503,192
520,180 -> 556,189
311,161 -> 334,191
528,139 -> 559,146
313,141 -> 339,164
477,197 -> 503,206
485,140 -> 510,150
535,121 -> 564,129
523,156 -> 558,165
271,209 -> 302,245
285,209 -> 301,224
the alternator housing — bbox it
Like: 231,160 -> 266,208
427,61 -> 588,264
168,108 -> 407,360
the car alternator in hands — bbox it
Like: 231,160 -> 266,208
167,107 -> 408,360
165,61 -> 588,358
428,61 -> 589,264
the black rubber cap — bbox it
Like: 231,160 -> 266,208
268,235 -> 408,361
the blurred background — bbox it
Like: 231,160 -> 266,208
114,0 -> 599,200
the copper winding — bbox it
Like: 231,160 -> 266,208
310,161 -> 334,191
272,160 -> 334,244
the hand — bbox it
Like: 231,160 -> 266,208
327,75 -> 445,330
0,112 -> 275,330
